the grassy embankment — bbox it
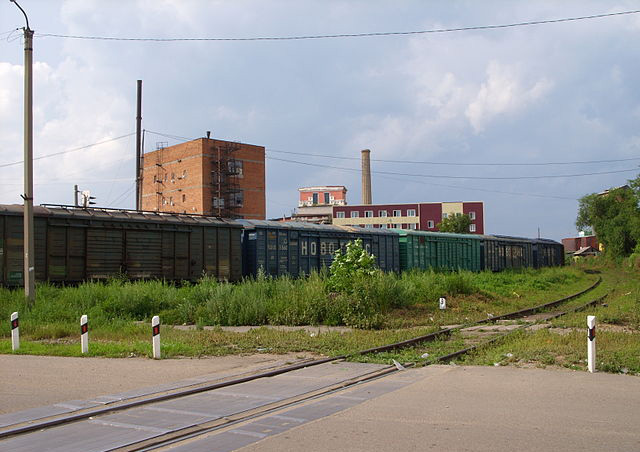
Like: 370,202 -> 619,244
0,265 -> 609,364
461,260 -> 640,374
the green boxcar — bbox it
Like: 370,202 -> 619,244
0,204 -> 242,285
239,220 -> 400,278
393,229 -> 483,272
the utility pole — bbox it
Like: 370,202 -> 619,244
135,80 -> 142,210
11,0 -> 35,304
74,185 -> 79,207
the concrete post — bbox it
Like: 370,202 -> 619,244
80,315 -> 88,354
587,315 -> 596,373
439,297 -> 447,310
152,315 -> 161,359
11,312 -> 19,351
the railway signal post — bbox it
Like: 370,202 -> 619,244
587,315 -> 596,373
11,312 -> 19,351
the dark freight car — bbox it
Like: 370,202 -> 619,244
0,205 -> 242,285
483,235 -> 534,271
532,238 -> 565,268
238,220 -> 399,278
393,229 -> 483,272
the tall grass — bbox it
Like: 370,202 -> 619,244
0,266 -> 588,334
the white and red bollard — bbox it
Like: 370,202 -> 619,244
152,316 -> 161,359
80,315 -> 89,354
11,312 -> 19,351
587,315 -> 596,373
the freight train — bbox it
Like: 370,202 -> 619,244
0,205 -> 564,286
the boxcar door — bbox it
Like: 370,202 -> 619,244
126,230 -> 162,279
47,226 -> 67,281
86,228 -> 124,279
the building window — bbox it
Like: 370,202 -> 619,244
410,223 -> 417,230
469,224 -> 476,232
379,210 -> 387,217
182,194 -> 186,202
365,210 -> 373,218
427,220 -> 435,228
407,209 -> 416,216
469,211 -> 476,220
312,193 -> 318,204
364,224 -> 373,229
231,191 -> 244,207
381,224 -> 387,229
183,169 -> 187,179
393,210 -> 401,217
213,197 -> 224,208
351,211 -> 359,218
324,192 -> 330,204
228,160 -> 243,176
336,211 -> 345,218
442,212 -> 448,219
169,196 -> 174,206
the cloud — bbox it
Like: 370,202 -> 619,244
465,61 -> 553,133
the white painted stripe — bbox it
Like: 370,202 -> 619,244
142,406 -> 222,418
88,419 -> 168,434
230,429 -> 267,439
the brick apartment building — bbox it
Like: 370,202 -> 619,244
332,201 -> 484,234
298,186 -> 347,207
141,136 -> 265,219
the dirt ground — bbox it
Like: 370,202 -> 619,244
0,353 -> 315,414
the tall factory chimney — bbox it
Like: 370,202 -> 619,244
361,149 -> 372,205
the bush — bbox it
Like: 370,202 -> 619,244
327,239 -> 377,294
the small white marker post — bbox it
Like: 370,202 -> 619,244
152,316 -> 161,359
587,315 -> 596,373
439,297 -> 447,310
11,312 -> 19,351
80,315 -> 89,354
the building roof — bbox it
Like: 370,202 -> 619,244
334,201 -> 484,207
1,204 -> 240,227
298,186 -> 347,192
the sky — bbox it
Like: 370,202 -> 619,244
1,0 -> 639,241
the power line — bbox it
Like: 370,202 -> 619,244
34,10 -> 640,42
374,173 -> 578,201
145,130 -> 197,142
0,133 -> 135,169
266,155 -> 639,180
266,148 -> 640,167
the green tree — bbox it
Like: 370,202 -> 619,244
437,213 -> 472,233
576,175 -> 640,258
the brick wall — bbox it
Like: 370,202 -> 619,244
141,138 -> 265,219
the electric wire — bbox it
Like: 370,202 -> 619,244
110,182 -> 136,206
266,155 -> 639,180
145,130 -> 197,142
266,148 -> 640,167
34,10 -> 640,42
0,133 -> 135,169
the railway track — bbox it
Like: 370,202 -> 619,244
0,276 -> 604,452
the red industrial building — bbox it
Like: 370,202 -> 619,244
562,235 -> 600,254
141,135 -> 265,219
332,201 -> 484,234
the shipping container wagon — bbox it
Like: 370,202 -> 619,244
532,238 -> 565,268
482,235 -> 534,271
0,204 -> 242,285
239,220 -> 399,278
392,229 -> 483,272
